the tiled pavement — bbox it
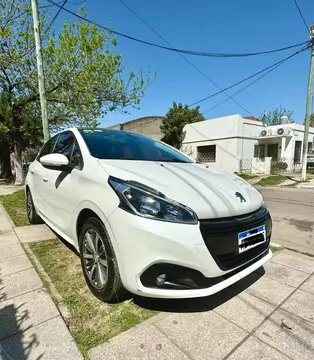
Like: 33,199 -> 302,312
0,205 -> 83,360
90,250 -> 314,360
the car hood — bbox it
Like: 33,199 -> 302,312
98,160 -> 264,219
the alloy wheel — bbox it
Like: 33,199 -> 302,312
82,229 -> 108,289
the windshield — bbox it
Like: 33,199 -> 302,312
79,129 -> 193,163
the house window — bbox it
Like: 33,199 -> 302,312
294,141 -> 302,163
308,142 -> 313,152
254,144 -> 265,159
197,145 -> 216,162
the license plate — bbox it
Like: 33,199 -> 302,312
238,225 -> 266,253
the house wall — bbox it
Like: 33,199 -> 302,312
257,123 -> 314,161
183,138 -> 240,173
182,114 -> 314,174
106,116 -> 164,140
182,114 -> 263,173
122,116 -> 163,140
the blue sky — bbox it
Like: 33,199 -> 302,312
51,0 -> 314,126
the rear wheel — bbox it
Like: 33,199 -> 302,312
79,217 -> 127,303
26,189 -> 43,224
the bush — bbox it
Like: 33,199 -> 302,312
271,161 -> 288,171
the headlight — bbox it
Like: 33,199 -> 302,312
109,176 -> 198,224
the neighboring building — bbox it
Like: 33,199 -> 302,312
107,116 -> 164,140
182,114 -> 314,174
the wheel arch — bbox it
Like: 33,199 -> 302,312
75,201 -> 124,281
75,201 -> 114,244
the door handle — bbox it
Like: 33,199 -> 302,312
42,176 -> 48,182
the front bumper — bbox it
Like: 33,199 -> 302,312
107,207 -> 272,299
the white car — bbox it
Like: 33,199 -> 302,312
25,128 -> 272,302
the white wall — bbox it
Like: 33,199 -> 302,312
258,123 -> 314,161
182,115 -> 314,174
182,138 -> 240,173
182,115 -> 263,173
183,114 -> 242,143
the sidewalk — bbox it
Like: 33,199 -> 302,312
90,250 -> 314,360
0,205 -> 83,360
0,184 -> 23,196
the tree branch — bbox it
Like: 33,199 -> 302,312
1,67 -> 14,94
17,83 -> 61,108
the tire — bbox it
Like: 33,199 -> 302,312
79,217 -> 128,303
26,189 -> 44,224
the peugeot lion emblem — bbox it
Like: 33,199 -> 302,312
235,192 -> 246,203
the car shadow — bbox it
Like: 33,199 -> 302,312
134,267 -> 265,313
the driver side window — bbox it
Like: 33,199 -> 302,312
53,131 -> 83,170
37,135 -> 58,160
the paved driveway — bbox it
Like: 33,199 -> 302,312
90,249 -> 314,360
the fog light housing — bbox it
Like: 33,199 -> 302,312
156,274 -> 166,287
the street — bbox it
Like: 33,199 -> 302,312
261,187 -> 314,255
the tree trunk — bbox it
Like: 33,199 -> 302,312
0,139 -> 12,179
14,141 -> 24,185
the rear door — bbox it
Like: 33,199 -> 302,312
41,131 -> 84,242
28,135 -> 58,216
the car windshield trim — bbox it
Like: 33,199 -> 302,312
79,129 -> 194,163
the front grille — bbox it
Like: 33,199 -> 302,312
200,207 -> 272,271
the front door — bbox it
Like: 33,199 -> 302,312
28,135 -> 58,216
41,131 -> 83,243
267,144 -> 278,160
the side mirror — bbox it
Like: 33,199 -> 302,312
40,154 -> 69,169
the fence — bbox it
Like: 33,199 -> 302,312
271,158 -> 302,173
240,157 -> 303,174
240,159 -> 252,173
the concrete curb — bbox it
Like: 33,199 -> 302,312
280,246 -> 314,259
270,241 -> 283,250
23,243 -> 72,321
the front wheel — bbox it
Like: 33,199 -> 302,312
26,189 -> 44,224
79,217 -> 128,303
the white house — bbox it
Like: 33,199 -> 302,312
182,114 -> 314,174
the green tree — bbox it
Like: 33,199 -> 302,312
309,113 -> 314,127
160,102 -> 204,149
0,1 -> 153,184
261,107 -> 293,126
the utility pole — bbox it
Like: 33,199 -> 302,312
301,25 -> 314,180
31,0 -> 50,142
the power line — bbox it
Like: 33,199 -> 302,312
49,0 -> 68,27
118,0 -> 252,116
48,0 -> 309,58
111,43 -> 310,130
293,0 -> 309,35
202,59 -> 290,115
188,43 -> 311,108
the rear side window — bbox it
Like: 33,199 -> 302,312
54,132 -> 75,159
37,135 -> 58,159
